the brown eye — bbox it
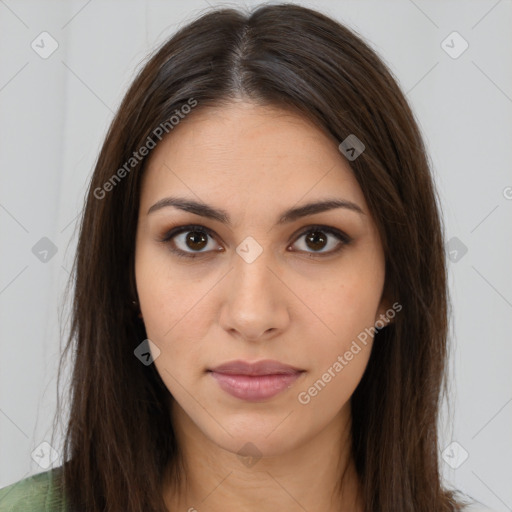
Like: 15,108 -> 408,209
290,225 -> 351,256
159,223 -> 351,260
183,230 -> 209,251
159,225 -> 220,259
304,230 -> 328,251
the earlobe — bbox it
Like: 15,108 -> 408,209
131,300 -> 144,320
374,278 -> 398,328
374,293 -> 397,329
375,296 -> 402,331
374,305 -> 392,329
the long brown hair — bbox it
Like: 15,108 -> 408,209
53,3 -> 468,511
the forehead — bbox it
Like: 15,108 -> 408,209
139,101 -> 367,217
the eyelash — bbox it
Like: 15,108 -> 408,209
158,224 -> 352,260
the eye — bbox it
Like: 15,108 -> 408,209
290,225 -> 351,257
158,224 -> 221,259
158,224 -> 351,259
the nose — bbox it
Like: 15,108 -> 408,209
218,246 -> 290,342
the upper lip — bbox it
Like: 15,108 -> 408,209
209,359 -> 305,376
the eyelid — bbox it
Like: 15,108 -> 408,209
288,224 -> 352,245
158,224 -> 218,244
157,223 -> 352,258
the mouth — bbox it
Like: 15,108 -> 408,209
207,359 -> 306,401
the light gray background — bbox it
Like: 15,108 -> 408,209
0,0 -> 511,510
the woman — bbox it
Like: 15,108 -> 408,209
0,3 -> 495,511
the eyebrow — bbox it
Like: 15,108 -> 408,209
147,196 -> 365,226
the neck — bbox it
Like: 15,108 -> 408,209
162,401 -> 364,512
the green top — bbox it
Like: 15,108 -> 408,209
0,467 -> 67,512
0,468 -> 495,512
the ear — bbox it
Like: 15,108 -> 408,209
374,280 -> 398,329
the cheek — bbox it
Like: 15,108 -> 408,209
295,279 -> 378,409
135,247 -> 215,379
296,344 -> 372,413
303,268 -> 384,343
136,242 -> 197,332
294,262 -> 383,398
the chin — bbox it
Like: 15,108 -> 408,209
206,421 -> 302,460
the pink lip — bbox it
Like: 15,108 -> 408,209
208,359 -> 305,401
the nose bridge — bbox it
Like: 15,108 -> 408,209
232,236 -> 278,296
219,236 -> 288,339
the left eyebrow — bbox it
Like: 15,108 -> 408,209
147,196 -> 365,227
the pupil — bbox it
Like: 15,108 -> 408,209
306,231 -> 327,251
187,231 -> 208,250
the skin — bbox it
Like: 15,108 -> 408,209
135,100 -> 392,512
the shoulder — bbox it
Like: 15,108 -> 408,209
0,467 -> 67,512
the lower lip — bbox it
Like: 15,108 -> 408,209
209,371 -> 303,401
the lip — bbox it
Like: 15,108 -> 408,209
209,359 -> 304,376
208,359 -> 305,401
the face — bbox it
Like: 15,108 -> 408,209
135,101 -> 390,459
